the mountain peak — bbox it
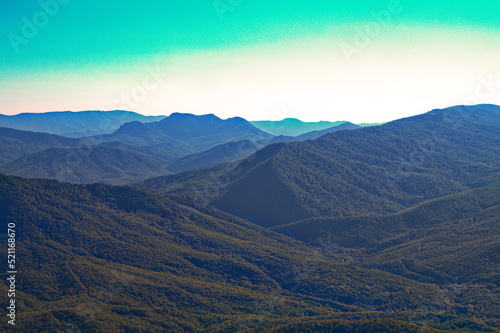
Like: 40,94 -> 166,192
166,112 -> 221,120
226,116 -> 250,123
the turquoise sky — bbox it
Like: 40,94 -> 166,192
1,0 -> 499,122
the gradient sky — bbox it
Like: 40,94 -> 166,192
1,0 -> 499,122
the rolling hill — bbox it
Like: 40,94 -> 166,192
167,140 -> 263,173
0,127 -> 81,164
0,142 -> 174,185
272,185 -> 500,286
2,174 -> 492,332
166,122 -> 362,173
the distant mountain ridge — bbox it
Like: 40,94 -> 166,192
102,112 -> 273,151
0,110 -> 375,138
0,113 -> 276,183
0,110 -> 166,137
293,121 -> 361,140
0,114 -> 362,184
251,119 -> 379,136
251,118 -> 349,136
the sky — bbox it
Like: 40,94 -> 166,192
0,0 -> 499,123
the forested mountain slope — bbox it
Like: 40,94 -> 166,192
1,174 -> 494,332
210,105 -> 500,227
273,185 -> 500,285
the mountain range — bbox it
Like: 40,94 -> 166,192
250,119 -> 350,136
0,113 -> 361,184
250,119 -> 379,136
0,110 -> 166,137
139,105 -> 499,227
101,113 -> 273,151
0,105 -> 498,332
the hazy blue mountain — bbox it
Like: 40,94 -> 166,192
251,118 -> 349,136
167,140 -> 263,173
0,126 -> 181,184
293,122 -> 361,140
357,122 -> 385,127
103,112 -> 274,153
0,127 -> 81,164
0,142 -> 174,184
261,122 -> 361,145
97,120 -> 194,155
0,113 -> 276,184
0,110 -> 166,137
1,174 -> 485,332
0,112 -> 363,181
166,122 -> 361,173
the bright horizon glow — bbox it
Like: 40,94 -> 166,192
1,0 -> 499,123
